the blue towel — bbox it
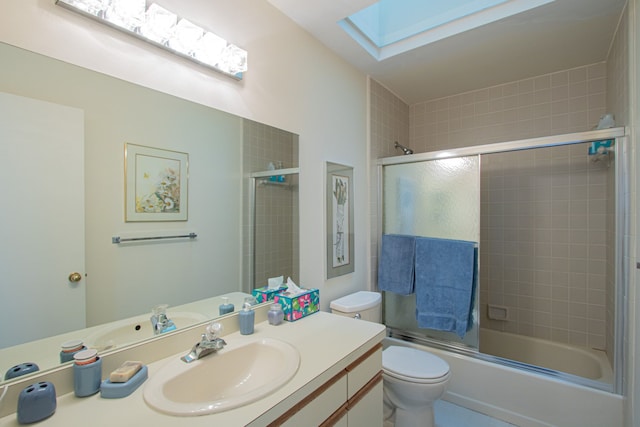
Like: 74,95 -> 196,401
377,234 -> 416,295
414,237 -> 477,338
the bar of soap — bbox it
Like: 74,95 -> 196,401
109,361 -> 143,383
100,365 -> 148,399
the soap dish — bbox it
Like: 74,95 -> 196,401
100,365 -> 148,399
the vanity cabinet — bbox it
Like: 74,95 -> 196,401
271,344 -> 383,427
0,312 -> 386,427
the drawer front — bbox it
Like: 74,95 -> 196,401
346,345 -> 382,399
281,375 -> 347,427
347,376 -> 383,427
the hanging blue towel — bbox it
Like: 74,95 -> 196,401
378,234 -> 416,295
414,237 -> 477,338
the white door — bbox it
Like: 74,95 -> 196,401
0,92 -> 85,348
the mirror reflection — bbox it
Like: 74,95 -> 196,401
0,42 -> 299,384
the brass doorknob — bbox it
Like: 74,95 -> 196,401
68,272 -> 82,283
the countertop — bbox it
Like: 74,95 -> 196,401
0,312 -> 385,426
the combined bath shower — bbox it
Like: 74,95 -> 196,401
394,141 -> 413,155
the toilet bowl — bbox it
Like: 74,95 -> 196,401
383,345 -> 450,427
329,292 -> 451,427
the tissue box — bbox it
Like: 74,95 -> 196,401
273,289 -> 319,321
252,286 -> 288,303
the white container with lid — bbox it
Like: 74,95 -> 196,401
59,339 -> 87,363
73,349 -> 102,397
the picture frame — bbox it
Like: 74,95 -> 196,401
326,162 -> 354,279
125,143 -> 189,222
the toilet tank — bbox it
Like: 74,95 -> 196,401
329,291 -> 382,323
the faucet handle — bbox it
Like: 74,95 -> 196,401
152,304 -> 169,316
205,322 -> 223,341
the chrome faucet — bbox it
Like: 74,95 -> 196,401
150,304 -> 176,335
181,322 -> 227,363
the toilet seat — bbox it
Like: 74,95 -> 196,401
383,346 -> 450,384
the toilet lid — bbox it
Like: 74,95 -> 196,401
383,346 -> 450,380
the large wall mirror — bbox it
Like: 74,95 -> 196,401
0,41 -> 299,384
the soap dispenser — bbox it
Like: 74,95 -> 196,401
238,298 -> 255,335
267,162 -> 277,182
219,297 -> 235,315
276,161 -> 286,183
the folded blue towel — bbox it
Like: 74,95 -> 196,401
377,234 -> 416,295
414,237 -> 477,338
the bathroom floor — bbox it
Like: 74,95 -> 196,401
384,400 -> 518,427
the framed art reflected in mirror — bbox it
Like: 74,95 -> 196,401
125,143 -> 189,222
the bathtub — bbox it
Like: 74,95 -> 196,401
479,328 -> 613,383
383,336 -> 623,427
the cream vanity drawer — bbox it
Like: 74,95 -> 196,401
272,371 -> 347,427
268,343 -> 383,427
346,345 -> 382,399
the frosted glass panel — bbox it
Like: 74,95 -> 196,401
384,157 -> 480,240
382,156 -> 480,348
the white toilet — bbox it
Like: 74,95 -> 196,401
330,291 -> 451,427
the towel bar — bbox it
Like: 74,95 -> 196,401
112,233 -> 197,244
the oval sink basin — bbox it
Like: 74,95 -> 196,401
84,312 -> 208,351
144,337 -> 300,416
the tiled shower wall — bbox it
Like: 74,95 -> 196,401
369,79 -> 409,289
480,145 -> 610,350
370,60 -> 617,351
242,119 -> 299,292
409,63 -> 608,150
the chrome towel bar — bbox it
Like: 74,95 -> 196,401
112,233 -> 197,244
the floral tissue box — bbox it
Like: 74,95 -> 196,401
252,285 -> 288,303
273,289 -> 319,321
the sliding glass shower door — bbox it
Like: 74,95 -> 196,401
382,156 -> 481,349
379,129 -> 626,392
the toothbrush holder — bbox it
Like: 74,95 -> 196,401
16,381 -> 57,424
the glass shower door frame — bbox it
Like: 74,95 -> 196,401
376,127 -> 627,394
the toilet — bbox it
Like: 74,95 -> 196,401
330,291 -> 451,427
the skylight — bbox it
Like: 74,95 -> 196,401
339,0 -> 555,60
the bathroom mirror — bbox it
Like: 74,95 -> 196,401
0,42 -> 299,384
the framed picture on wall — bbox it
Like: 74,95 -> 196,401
125,143 -> 189,222
326,162 -> 354,279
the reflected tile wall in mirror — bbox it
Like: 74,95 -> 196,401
242,119 -> 300,291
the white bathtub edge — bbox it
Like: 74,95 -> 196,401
383,337 -> 624,427
443,391 -> 553,427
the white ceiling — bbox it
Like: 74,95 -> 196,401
267,0 -> 627,105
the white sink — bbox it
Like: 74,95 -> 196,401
84,312 -> 208,351
143,337 -> 300,416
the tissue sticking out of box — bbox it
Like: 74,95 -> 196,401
268,276 -> 284,290
285,277 -> 304,295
